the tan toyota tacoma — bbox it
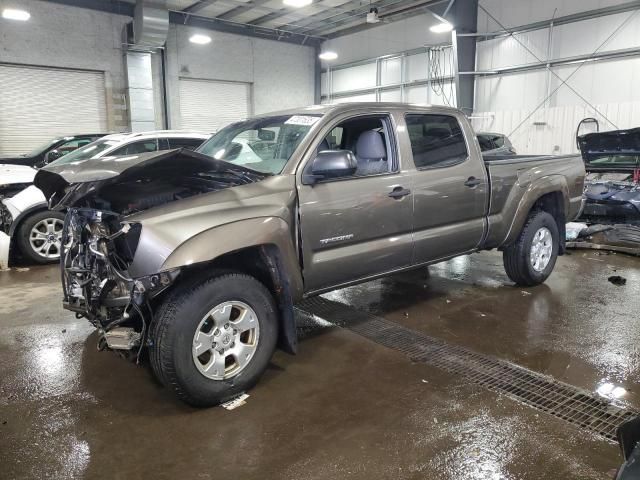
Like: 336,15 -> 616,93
35,103 -> 586,406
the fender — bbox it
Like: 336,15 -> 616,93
160,217 -> 303,354
8,202 -> 48,236
161,216 -> 304,300
500,174 -> 569,247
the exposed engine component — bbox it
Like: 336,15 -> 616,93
61,208 -> 179,339
582,174 -> 640,224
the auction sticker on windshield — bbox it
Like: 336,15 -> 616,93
285,115 -> 321,126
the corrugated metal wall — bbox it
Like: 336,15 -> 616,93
473,2 -> 640,154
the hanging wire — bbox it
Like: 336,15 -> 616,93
430,46 -> 456,107
477,4 -> 637,137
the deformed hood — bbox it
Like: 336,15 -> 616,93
34,148 -> 268,209
578,128 -> 640,162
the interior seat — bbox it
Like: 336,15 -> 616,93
355,130 -> 388,176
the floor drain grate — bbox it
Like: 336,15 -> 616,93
296,297 -> 638,442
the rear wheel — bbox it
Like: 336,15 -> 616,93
150,272 -> 278,407
16,210 -> 65,264
503,210 -> 559,286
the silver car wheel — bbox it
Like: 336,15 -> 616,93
530,226 -> 553,272
29,218 -> 64,259
192,301 -> 260,381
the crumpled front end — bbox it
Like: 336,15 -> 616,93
61,208 -> 180,354
581,174 -> 640,224
38,149 -> 268,355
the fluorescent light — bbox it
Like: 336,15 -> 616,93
283,0 -> 312,7
430,22 -> 453,33
2,8 -> 30,21
189,34 -> 211,45
319,51 -> 338,61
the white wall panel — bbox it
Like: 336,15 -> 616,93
477,0 -> 632,33
552,10 -> 640,58
475,70 -> 548,111
380,57 -> 402,85
472,102 -> 640,156
380,89 -> 402,102
476,29 -> 550,70
332,93 -> 377,103
331,63 -> 377,93
405,53 -> 428,82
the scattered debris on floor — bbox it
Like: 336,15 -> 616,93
608,275 -> 627,286
566,222 -> 640,256
220,393 -> 249,410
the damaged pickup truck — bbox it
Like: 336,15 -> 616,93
35,103 -> 585,406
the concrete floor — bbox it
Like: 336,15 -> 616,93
1,250 -> 638,479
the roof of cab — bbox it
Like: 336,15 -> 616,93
257,102 -> 462,118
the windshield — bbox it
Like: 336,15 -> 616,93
26,138 -> 61,157
196,114 -> 321,174
49,138 -> 122,166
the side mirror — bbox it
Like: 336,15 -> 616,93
258,129 -> 275,141
303,150 -> 357,185
44,150 -> 63,165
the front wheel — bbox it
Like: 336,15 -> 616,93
150,272 -> 278,407
503,210 -> 559,286
16,210 -> 65,264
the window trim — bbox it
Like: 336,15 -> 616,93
404,113 -> 470,171
301,113 -> 400,184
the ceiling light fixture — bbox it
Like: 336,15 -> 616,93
430,21 -> 453,33
283,0 -> 313,7
2,8 -> 30,21
318,51 -> 338,61
427,0 -> 455,33
189,34 -> 212,45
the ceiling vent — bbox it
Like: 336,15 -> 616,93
127,0 -> 169,49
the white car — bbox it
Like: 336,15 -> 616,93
0,131 -> 210,268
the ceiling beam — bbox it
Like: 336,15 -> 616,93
310,0 -> 446,36
182,0 -> 216,14
278,0 -> 439,33
249,0 -> 363,28
216,0 -> 273,20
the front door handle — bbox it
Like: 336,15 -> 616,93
388,186 -> 411,199
464,176 -> 482,188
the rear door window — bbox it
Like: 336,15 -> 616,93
405,114 -> 468,169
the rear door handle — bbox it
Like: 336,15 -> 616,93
388,186 -> 411,199
464,176 -> 482,188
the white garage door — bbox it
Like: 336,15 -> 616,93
179,78 -> 250,133
0,64 -> 108,156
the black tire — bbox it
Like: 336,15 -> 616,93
150,272 -> 278,407
16,210 -> 66,264
503,210 -> 559,286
